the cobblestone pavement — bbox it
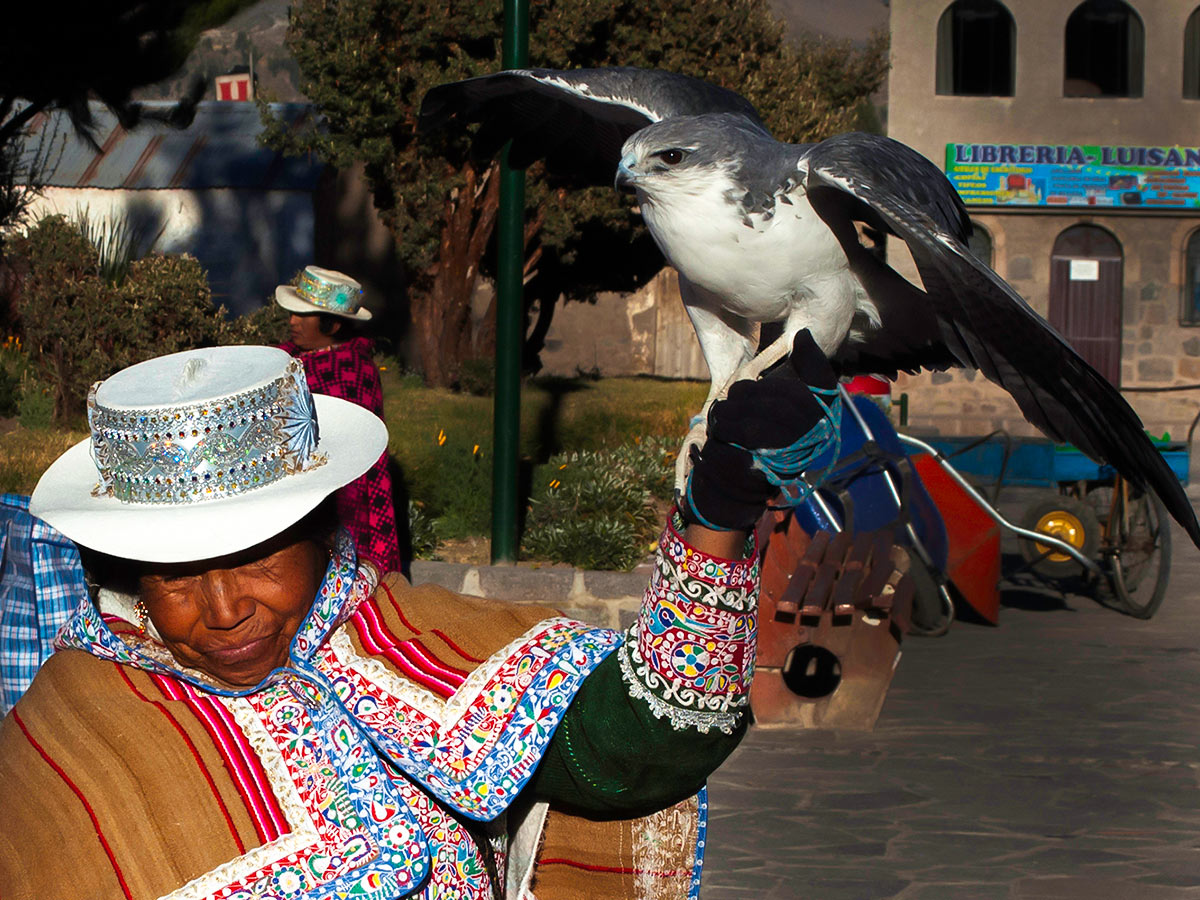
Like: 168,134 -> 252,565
703,490 -> 1200,899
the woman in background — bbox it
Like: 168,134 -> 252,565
276,265 -> 402,575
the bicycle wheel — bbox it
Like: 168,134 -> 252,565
1108,483 -> 1171,619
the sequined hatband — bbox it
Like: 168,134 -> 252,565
297,268 -> 364,315
87,359 -> 325,505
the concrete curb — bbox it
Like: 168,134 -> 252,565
409,560 -> 654,630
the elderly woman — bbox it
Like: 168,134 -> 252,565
0,338 -> 837,899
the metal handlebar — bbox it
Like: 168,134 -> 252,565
894,431 -> 1104,577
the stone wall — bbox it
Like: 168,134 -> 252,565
410,560 -> 649,631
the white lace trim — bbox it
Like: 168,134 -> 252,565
617,632 -> 742,736
327,627 -> 447,718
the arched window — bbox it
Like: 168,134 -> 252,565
1183,230 -> 1200,324
1064,0 -> 1144,97
967,223 -> 994,267
1184,7 -> 1200,98
936,0 -> 1016,96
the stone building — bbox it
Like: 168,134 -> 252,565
889,0 -> 1200,443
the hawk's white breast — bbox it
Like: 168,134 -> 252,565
636,166 -> 854,324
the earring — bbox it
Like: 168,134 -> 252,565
134,600 -> 149,636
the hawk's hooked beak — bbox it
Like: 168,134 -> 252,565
615,154 -> 638,194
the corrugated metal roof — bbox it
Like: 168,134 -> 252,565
24,101 -> 325,191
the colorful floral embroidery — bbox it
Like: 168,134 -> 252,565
323,619 -> 620,819
619,520 -> 760,734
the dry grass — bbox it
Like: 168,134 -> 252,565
383,371 -> 708,466
0,426 -> 88,495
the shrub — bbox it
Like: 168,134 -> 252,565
407,500 -> 440,559
457,357 -> 494,397
17,371 -> 54,429
600,436 -> 677,501
0,366 -> 17,417
11,216 -> 108,422
0,334 -> 26,417
71,206 -> 153,286
523,516 -> 648,571
522,441 -> 669,570
405,437 -> 492,540
12,216 -> 266,423
232,302 -> 290,346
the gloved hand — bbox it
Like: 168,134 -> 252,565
683,330 -> 841,532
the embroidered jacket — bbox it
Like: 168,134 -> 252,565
0,519 -> 758,900
280,336 -> 401,574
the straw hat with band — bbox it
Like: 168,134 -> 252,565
30,346 -> 387,563
275,266 -> 372,322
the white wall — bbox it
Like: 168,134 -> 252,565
21,187 -> 315,315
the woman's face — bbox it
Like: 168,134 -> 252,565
289,313 -> 337,351
137,532 -> 327,687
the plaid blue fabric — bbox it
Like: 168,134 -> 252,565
0,494 -> 89,715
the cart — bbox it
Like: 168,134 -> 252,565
899,430 -> 1186,619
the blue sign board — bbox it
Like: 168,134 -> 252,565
945,143 -> 1200,209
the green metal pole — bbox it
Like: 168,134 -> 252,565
491,0 -> 528,563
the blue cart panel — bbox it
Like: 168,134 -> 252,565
920,436 -> 1189,487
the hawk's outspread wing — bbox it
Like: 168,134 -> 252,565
803,134 -> 1197,543
419,67 -> 765,184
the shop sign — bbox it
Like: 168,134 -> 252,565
945,143 -> 1200,209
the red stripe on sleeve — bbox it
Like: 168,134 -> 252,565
430,629 -> 486,665
536,858 -> 687,877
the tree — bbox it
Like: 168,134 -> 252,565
266,0 -> 887,387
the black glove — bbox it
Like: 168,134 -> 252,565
683,330 -> 840,531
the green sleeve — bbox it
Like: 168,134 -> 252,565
528,648 -> 747,817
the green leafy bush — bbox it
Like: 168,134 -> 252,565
71,206 -> 155,286
234,302 -> 291,346
405,437 -> 492,541
599,436 -> 677,501
407,500 -> 440,560
0,367 -> 17,417
0,334 -> 26,417
11,215 -> 277,423
522,440 -> 671,570
17,371 -> 54,429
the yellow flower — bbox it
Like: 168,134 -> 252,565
558,463 -> 567,470
437,428 -> 446,446
472,444 -> 480,456
549,479 -> 561,489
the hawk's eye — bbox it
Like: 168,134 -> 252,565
656,149 -> 685,165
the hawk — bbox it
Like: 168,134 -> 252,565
420,66 -> 1200,546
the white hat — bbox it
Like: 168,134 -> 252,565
29,346 -> 387,563
275,266 -> 372,322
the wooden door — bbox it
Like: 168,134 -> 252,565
1048,225 -> 1123,385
